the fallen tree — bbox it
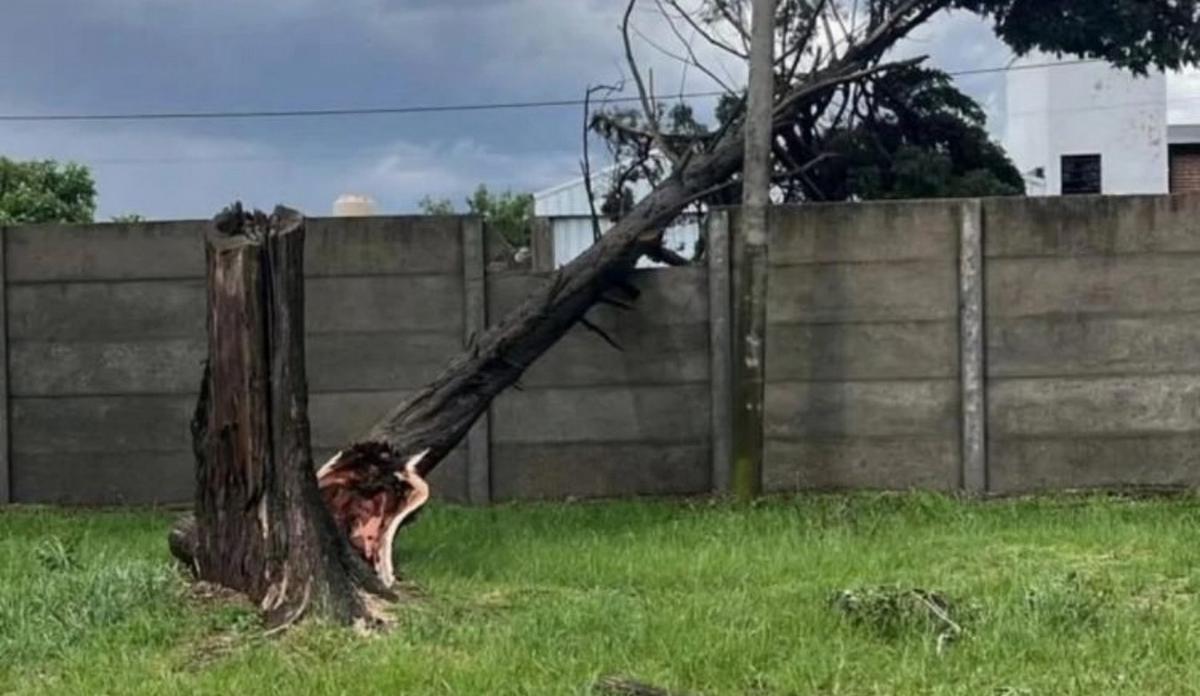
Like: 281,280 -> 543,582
171,0 -> 1200,625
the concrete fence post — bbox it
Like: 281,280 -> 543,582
462,217 -> 492,504
0,226 -> 8,504
530,217 -> 555,272
958,200 -> 987,495
707,210 -> 734,494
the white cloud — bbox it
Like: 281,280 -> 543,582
353,137 -> 577,207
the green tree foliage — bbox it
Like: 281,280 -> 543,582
417,196 -> 456,216
956,0 -> 1200,74
771,65 -> 1026,201
110,213 -> 146,223
419,185 -> 535,249
466,185 -> 535,249
0,158 -> 96,224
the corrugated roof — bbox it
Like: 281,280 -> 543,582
1169,124 -> 1200,145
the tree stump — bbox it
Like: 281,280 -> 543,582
181,204 -> 398,627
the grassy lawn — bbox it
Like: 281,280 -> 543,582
3,494 -> 1200,695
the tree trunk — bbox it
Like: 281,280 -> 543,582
176,205 -> 397,628
313,54 -> 917,556
171,39 -> 929,607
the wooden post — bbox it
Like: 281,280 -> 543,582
732,0 -> 776,502
462,217 -> 492,504
959,200 -> 987,495
708,211 -> 734,494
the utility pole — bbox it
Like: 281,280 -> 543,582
732,0 -> 775,502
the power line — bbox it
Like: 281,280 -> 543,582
0,59 -> 1105,123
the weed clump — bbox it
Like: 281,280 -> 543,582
831,585 -> 968,652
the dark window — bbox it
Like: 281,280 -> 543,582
1061,154 -> 1102,195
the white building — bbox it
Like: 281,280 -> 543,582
533,165 -> 701,268
1005,53 -> 1200,196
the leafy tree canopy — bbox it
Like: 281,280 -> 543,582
0,157 -> 96,224
956,0 -> 1200,74
419,185 -> 535,248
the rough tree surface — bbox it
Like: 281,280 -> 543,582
177,205 -> 407,627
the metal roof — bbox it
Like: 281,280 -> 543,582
1169,124 -> 1200,145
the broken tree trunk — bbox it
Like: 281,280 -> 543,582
172,48 -> 926,603
177,205 -> 399,627
315,53 -> 923,521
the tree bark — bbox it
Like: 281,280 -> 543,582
176,205 -> 397,627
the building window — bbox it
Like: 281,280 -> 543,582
1170,144 -> 1200,194
1061,154 -> 1102,195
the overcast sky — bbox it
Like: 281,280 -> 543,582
1,1 -> 1197,220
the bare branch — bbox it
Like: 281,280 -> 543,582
713,0 -> 752,50
582,82 -> 623,243
622,0 -> 679,166
663,0 -> 749,59
774,55 -> 928,117
652,0 -> 741,94
682,151 -> 836,206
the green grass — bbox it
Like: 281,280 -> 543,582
4,493 -> 1200,694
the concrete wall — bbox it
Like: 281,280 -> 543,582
486,268 -> 712,500
760,202 -> 964,492
983,195 -> 1200,492
4,195 -> 1200,505
3,216 -> 473,505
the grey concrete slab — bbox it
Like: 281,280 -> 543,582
765,380 -> 959,439
519,322 -> 710,388
490,384 -> 711,444
989,434 -> 1200,493
8,280 -> 205,341
988,314 -> 1200,378
766,321 -> 958,381
764,437 -> 958,492
6,221 -> 207,282
307,390 -> 414,448
11,395 -> 194,455
491,442 -> 710,500
988,375 -> 1200,436
305,275 -> 462,333
306,216 -> 462,277
487,267 -> 710,324
986,255 -> 1200,318
9,338 -> 205,396
305,331 -> 460,392
13,451 -> 193,505
767,261 -> 957,324
770,200 -> 959,265
983,195 -> 1200,258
